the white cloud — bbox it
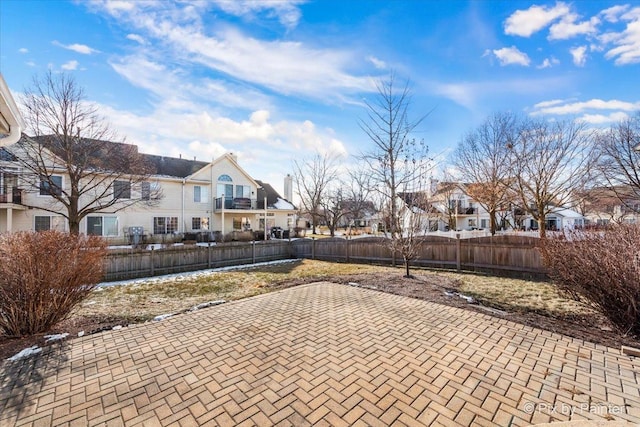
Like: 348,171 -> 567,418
492,46 -> 531,66
600,5 -> 630,23
52,40 -> 100,54
18,47 -> 28,54
25,61 -> 36,67
570,45 -> 588,66
603,7 -> 640,65
532,98 -> 640,115
96,103 -> 347,166
549,14 -> 600,40
126,33 -> 146,44
211,0 -> 306,30
61,60 -> 79,70
504,2 -> 570,37
578,112 -> 630,124
534,99 -> 566,109
537,56 -> 560,69
87,2 -> 374,102
110,55 -> 272,112
367,55 -> 387,70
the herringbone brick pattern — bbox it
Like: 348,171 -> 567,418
1,282 -> 639,426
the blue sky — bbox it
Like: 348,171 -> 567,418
1,0 -> 639,195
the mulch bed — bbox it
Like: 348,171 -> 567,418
2,272 -> 639,361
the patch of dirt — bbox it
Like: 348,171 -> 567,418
2,271 -> 639,361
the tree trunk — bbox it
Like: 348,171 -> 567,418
69,218 -> 80,235
538,211 -> 546,239
489,209 -> 497,236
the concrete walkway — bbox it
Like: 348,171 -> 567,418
1,282 -> 639,426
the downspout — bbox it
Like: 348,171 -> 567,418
181,178 -> 185,233
210,163 -> 214,232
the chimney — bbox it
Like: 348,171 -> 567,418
284,174 -> 293,201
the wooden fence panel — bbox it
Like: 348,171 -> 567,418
104,235 -> 546,282
104,241 -> 292,281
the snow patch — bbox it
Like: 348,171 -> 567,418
112,325 -> 123,330
274,198 -> 295,210
444,289 -> 477,304
153,314 -> 175,322
78,331 -> 85,337
7,346 -> 42,361
190,300 -> 225,311
44,333 -> 69,343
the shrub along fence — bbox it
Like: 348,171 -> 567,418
103,234 -> 545,281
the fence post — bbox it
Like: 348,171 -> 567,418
346,236 -> 350,263
252,240 -> 256,264
456,233 -> 461,272
312,237 -> 316,260
150,247 -> 155,276
208,242 -> 212,268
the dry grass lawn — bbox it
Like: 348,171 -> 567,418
1,259 -> 634,361
77,260 -> 594,324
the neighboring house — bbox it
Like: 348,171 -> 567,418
400,180 -> 586,233
0,139 -> 296,242
578,186 -> 640,226
522,206 -> 585,231
0,74 -> 24,147
427,182 -> 502,231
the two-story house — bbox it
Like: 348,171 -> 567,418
0,137 -> 296,243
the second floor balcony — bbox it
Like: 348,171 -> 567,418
215,197 -> 258,211
0,187 -> 22,205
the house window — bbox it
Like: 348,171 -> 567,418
468,218 -> 477,228
87,216 -> 119,237
113,180 -> 131,199
480,219 -> 489,229
34,215 -> 65,231
192,217 -> 209,230
141,182 -> 150,200
194,185 -> 209,203
235,185 -> 251,198
233,217 -> 251,230
153,217 -> 178,234
218,174 -> 232,182
39,175 -> 62,196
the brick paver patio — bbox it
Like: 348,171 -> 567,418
1,282 -> 640,426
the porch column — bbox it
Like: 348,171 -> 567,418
6,207 -> 12,232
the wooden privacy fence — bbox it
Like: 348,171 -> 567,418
289,235 -> 545,277
103,234 -> 545,281
104,240 -> 291,281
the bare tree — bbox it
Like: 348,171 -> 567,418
359,73 -> 431,268
319,184 -> 346,237
453,112 -> 518,235
429,170 -> 460,231
340,163 -> 375,233
596,113 -> 640,208
509,118 -> 594,238
13,71 -> 160,234
396,188 -> 431,277
292,152 -> 339,234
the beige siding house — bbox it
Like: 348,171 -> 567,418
0,140 -> 296,243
